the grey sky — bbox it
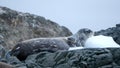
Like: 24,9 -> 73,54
0,0 -> 120,33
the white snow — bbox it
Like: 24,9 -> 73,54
69,47 -> 84,51
68,35 -> 120,51
85,35 -> 120,48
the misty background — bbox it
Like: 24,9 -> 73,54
0,0 -> 120,33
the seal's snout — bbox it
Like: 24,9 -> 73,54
9,46 -> 21,57
10,44 -> 21,57
10,49 -> 20,56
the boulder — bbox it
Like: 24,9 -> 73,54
25,48 -> 120,68
0,6 -> 72,49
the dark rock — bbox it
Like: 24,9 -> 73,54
107,48 -> 120,66
25,48 -> 119,68
116,24 -> 120,27
0,6 -> 72,49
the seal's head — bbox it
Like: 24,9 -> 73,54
72,28 -> 94,47
9,43 -> 21,57
76,28 -> 94,38
9,43 -> 31,61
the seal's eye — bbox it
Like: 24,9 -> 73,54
68,37 -> 75,42
77,28 -> 93,35
84,29 -> 92,33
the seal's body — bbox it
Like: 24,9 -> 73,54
10,28 -> 94,61
10,38 -> 69,61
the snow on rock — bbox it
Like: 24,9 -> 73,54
85,35 -> 120,48
69,47 -> 84,50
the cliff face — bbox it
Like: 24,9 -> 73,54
0,6 -> 72,49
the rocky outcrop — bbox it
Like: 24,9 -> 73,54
0,6 -> 72,49
24,48 -> 120,68
1,48 -> 120,68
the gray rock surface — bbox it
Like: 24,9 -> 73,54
25,48 -> 120,68
0,6 -> 72,68
0,6 -> 72,49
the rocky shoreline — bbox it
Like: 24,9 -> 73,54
0,6 -> 120,68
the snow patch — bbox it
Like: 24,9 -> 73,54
69,47 -> 84,51
68,35 -> 120,51
85,35 -> 120,48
